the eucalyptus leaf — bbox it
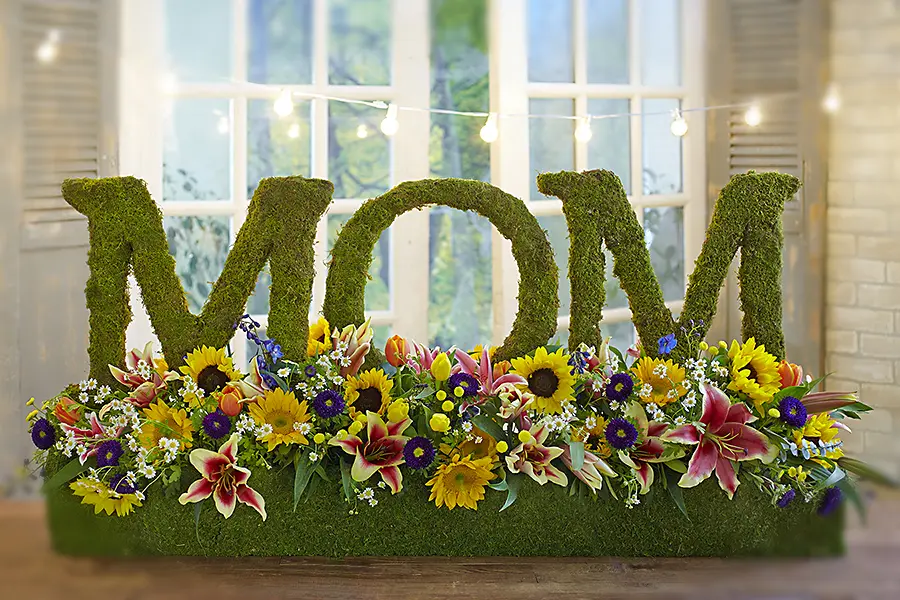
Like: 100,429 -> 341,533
193,501 -> 204,546
822,466 -> 846,488
293,455 -> 318,511
42,458 -> 89,493
569,441 -> 585,471
500,473 -> 522,512
340,459 -> 353,501
414,386 -> 435,400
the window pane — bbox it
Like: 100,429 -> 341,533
248,99 -> 312,197
587,98 -> 631,194
641,0 -> 681,86
553,327 -> 569,348
165,0 -> 232,83
372,324 -> 392,356
163,99 -> 232,202
537,215 -> 569,317
603,320 -> 635,352
247,263 -> 271,316
527,0 -> 573,82
644,206 -> 684,301
585,0 -> 629,83
642,98 -> 682,194
163,216 -> 231,314
428,208 -> 493,350
328,101 -> 391,199
327,214 -> 390,312
604,248 -> 628,310
247,0 -> 313,84
329,0 -> 391,85
529,99 -> 574,200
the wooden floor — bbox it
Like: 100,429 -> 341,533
3,492 -> 900,600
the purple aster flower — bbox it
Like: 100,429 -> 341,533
606,373 -> 634,403
305,364 -> 318,378
778,396 -> 808,428
203,410 -> 231,439
818,486 -> 843,516
605,417 -> 639,450
448,373 -> 479,397
657,333 -> 677,355
313,389 -> 345,418
31,418 -> 55,450
403,436 -> 436,470
109,473 -> 136,495
96,440 -> 124,467
776,489 -> 796,508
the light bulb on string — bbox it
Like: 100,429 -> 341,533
670,109 -> 688,137
479,113 -> 499,143
380,103 -> 399,136
574,116 -> 593,142
274,89 -> 294,118
744,104 -> 762,127
823,83 -> 841,113
287,123 -> 300,139
356,124 -> 369,139
36,29 -> 61,64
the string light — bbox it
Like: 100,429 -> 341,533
479,113 -> 499,143
35,29 -> 60,64
574,116 -> 593,143
380,103 -> 399,136
356,124 -> 369,139
823,83 -> 840,113
274,89 -> 294,118
287,123 -> 301,139
744,104 -> 762,127
669,109 -> 688,137
216,115 -> 229,135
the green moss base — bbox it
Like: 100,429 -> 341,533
46,467 -> 842,558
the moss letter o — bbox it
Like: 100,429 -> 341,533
323,179 -> 558,362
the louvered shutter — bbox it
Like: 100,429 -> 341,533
708,0 -> 828,371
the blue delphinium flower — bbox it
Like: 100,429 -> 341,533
778,396 -> 808,428
31,418 -> 55,450
403,437 -> 436,470
776,489 -> 796,508
657,333 -> 677,355
605,418 -> 639,450
818,486 -> 843,516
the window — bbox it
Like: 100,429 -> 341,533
121,0 -> 703,362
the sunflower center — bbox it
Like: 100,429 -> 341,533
528,368 -> 559,398
197,365 -> 229,394
453,471 -> 472,490
356,387 -> 384,414
267,410 -> 294,434
746,362 -> 758,381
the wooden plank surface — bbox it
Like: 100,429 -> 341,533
3,491 -> 900,600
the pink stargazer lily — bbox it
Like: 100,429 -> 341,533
109,342 -> 177,391
178,434 -> 266,520
60,413 -> 125,465
561,445 -> 616,492
332,319 -> 374,377
506,423 -> 568,487
453,348 -> 526,397
801,390 -> 859,414
618,402 -> 681,494
400,340 -> 442,374
235,356 -> 270,400
496,382 -> 535,431
329,411 -> 411,493
662,384 -> 772,498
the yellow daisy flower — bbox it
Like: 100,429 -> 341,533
139,399 -> 194,449
510,347 -> 576,414
427,454 -> 496,510
248,388 -> 312,451
179,346 -> 242,395
630,357 -> 687,406
727,338 -> 781,414
70,478 -> 142,517
308,317 -> 332,357
345,369 -> 393,418
571,417 -> 612,459
793,413 -> 844,463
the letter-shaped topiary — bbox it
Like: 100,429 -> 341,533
323,178 -> 559,363
537,169 -> 800,361
62,176 -> 333,383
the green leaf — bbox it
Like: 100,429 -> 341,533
664,467 -> 690,520
822,466 -> 846,488
569,441 -> 585,471
837,478 -> 866,524
314,464 -> 330,482
471,414 -> 505,444
839,457 -> 898,488
193,501 -> 203,546
293,455 -> 317,512
414,386 -> 435,400
339,459 -> 353,501
664,459 -> 687,474
500,473 -> 523,512
42,458 -> 89,493
269,372 -> 290,391
488,475 -> 508,492
609,346 -> 627,368
774,385 -> 809,403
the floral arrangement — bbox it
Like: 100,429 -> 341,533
28,315 -> 874,522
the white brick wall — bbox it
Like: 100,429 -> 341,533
827,0 -> 900,479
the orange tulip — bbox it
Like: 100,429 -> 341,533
54,397 -> 82,426
218,384 -> 245,417
384,335 -> 409,368
778,360 -> 803,388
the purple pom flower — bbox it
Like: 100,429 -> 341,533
96,440 -> 124,467
109,473 -> 136,495
313,389 -> 345,418
203,410 -> 231,439
778,396 -> 808,428
606,373 -> 634,403
31,418 -> 55,450
776,489 -> 796,508
403,436 -> 436,470
605,418 -> 639,450
818,486 -> 843,516
448,373 -> 479,397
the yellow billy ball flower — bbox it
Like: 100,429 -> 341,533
387,400 -> 410,423
496,441 -> 509,453
26,397 -> 35,406
348,421 -> 364,436
699,341 -> 709,351
454,386 -> 465,398
26,409 -> 39,421
431,353 -> 452,381
436,390 -> 447,401
441,400 -> 454,412
518,430 -> 532,444
709,346 -> 719,356
336,429 -> 348,439
768,408 -> 781,418
430,413 -> 451,433
313,433 -> 326,445
718,340 -> 728,349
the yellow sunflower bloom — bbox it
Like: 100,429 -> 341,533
469,345 -> 497,361
510,347 -> 576,414
179,346 -> 242,395
308,317 -> 332,357
248,388 -> 312,451
70,478 -> 142,517
345,369 -> 393,419
727,338 -> 781,414
427,454 -> 496,510
139,399 -> 194,449
630,357 -> 687,406
571,417 -> 613,459
793,413 -> 844,463
440,427 -> 498,462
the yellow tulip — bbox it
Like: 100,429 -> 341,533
387,400 -> 409,423
430,413 -> 451,433
430,353 -> 451,381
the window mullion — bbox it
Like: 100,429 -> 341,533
232,0 -> 250,367
310,0 -> 330,317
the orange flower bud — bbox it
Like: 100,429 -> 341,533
54,397 -> 82,426
384,335 -> 408,368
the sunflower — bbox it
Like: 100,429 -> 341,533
727,338 -> 781,414
630,357 -> 687,406
345,369 -> 393,418
469,344 -> 497,361
793,413 -> 844,463
426,454 -> 496,510
248,388 -> 311,451
510,347 -> 575,414
179,346 -> 242,395
70,478 -> 142,517
440,427 -> 498,462
308,317 -> 332,357
571,417 -> 613,459
139,399 -> 194,449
